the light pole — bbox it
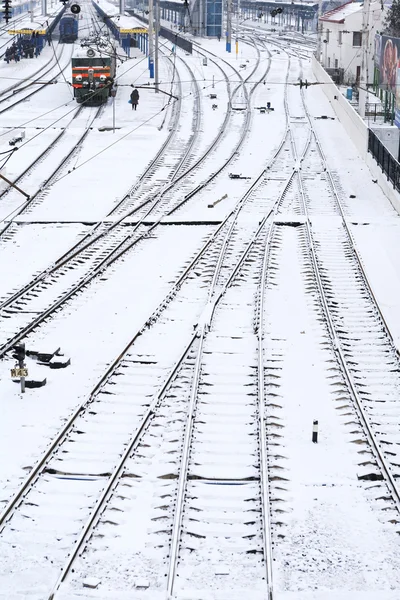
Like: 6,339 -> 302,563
316,0 -> 323,61
235,0 -> 240,57
226,0 -> 231,52
148,0 -> 154,77
359,0 -> 371,118
154,0 -> 159,92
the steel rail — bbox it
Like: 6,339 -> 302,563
296,143 -> 400,512
166,213 -> 274,598
0,42 -> 63,98
311,118 -> 400,359
0,42 -> 71,114
0,51 -> 187,298
0,47 -> 267,356
256,221 -> 275,600
0,214 -> 229,530
47,331 -> 200,600
2,49 -> 295,598
0,104 -> 103,239
0,105 -> 84,202
294,85 -> 400,509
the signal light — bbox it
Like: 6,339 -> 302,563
2,0 -> 12,24
70,4 -> 81,13
271,7 -> 283,16
13,343 -> 26,363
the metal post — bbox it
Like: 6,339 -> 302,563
358,0 -> 370,118
154,0 -> 159,92
235,0 -> 240,57
42,0 -> 47,17
120,0 -> 125,15
316,0 -> 323,61
148,0 -> 154,78
18,344 -> 26,394
30,0 -> 34,22
20,367 -> 25,393
226,0 -> 231,52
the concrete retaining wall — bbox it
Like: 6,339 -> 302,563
312,54 -> 400,214
311,55 -> 368,159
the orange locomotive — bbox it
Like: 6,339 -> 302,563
72,39 -> 116,106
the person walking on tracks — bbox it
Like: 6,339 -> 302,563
130,87 -> 139,111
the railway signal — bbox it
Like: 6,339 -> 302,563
70,4 -> 81,13
2,0 -> 12,24
11,343 -> 27,393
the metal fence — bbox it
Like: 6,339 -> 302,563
368,129 -> 400,192
127,11 -> 192,54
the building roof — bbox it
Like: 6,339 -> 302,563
320,0 -> 362,23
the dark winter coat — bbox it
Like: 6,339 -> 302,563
130,89 -> 139,105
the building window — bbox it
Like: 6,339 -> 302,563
353,32 -> 362,46
335,58 -> 338,68
338,31 -> 342,45
326,29 -> 330,42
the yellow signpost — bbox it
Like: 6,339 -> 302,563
120,28 -> 147,34
8,29 -> 46,34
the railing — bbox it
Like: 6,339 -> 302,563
127,11 -> 193,54
368,129 -> 400,192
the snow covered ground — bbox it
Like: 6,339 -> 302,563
1,3 -> 400,599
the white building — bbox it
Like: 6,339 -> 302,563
319,0 -> 385,85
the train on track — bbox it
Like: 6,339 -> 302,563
59,14 -> 79,43
72,37 -> 116,105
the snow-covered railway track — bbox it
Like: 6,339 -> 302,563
0,42 -> 72,114
0,183 -> 275,598
282,56 -> 400,518
0,104 -> 103,237
46,200 -> 276,600
0,59 -> 300,592
0,40 -> 65,97
0,47 -> 268,360
296,119 -> 400,513
166,225 -> 274,600
144,43 -> 268,221
106,53 -> 203,218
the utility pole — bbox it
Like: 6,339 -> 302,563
226,0 -> 232,52
42,0 -> 47,17
316,0 -> 323,61
235,0 -> 240,57
154,0 -> 159,92
119,0 -> 125,16
148,0 -> 154,78
359,0 -> 371,118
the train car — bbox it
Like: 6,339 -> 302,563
59,15 -> 79,43
72,38 -> 116,106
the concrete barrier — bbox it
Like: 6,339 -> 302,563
311,55 -> 368,159
312,54 -> 400,214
